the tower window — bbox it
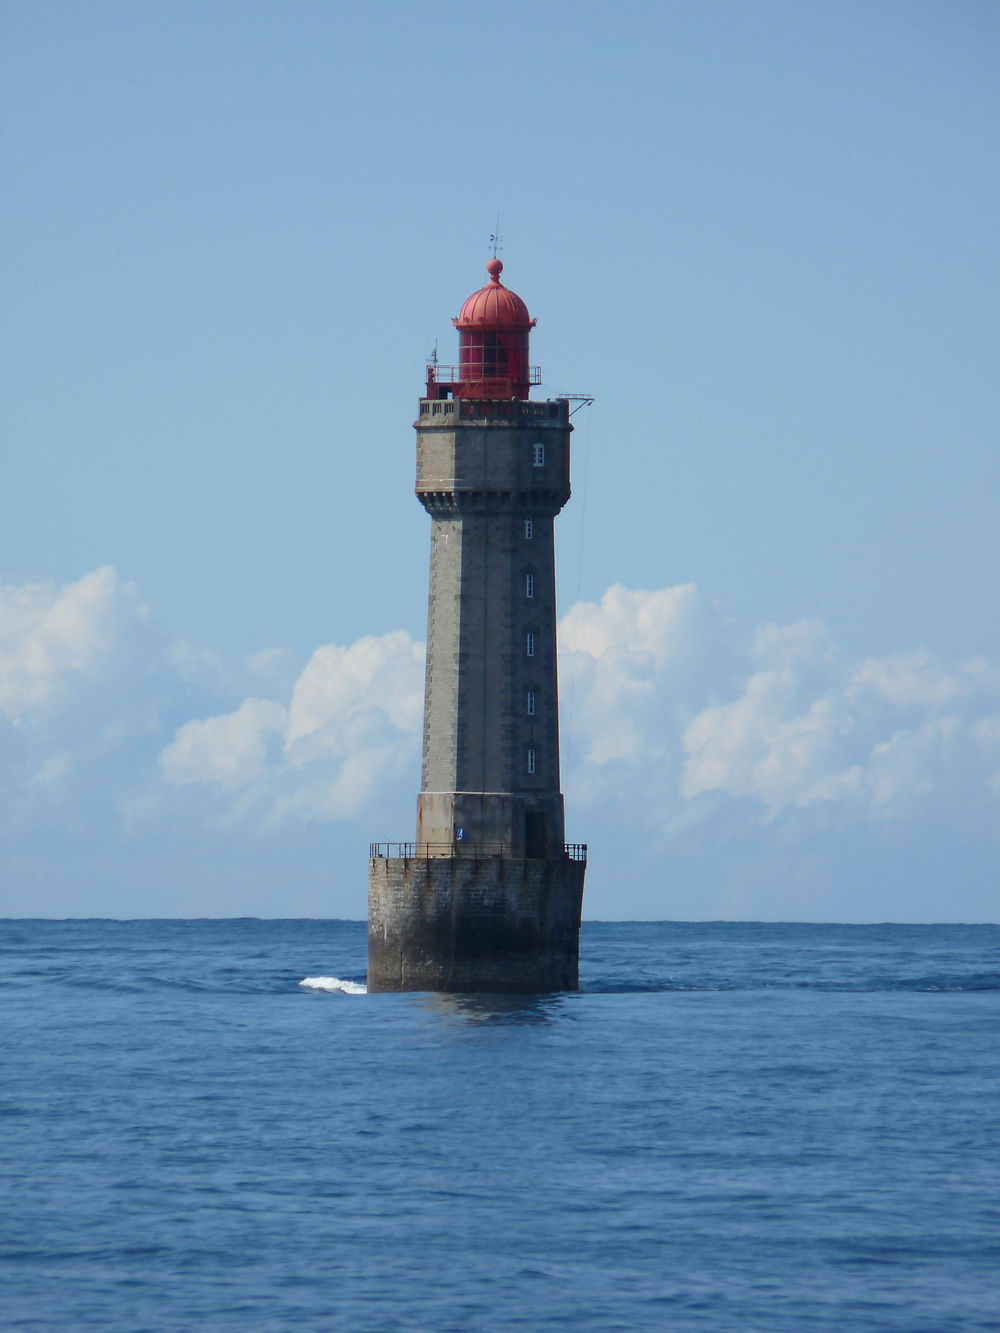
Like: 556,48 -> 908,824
524,518 -> 533,540
526,690 -> 535,716
525,573 -> 534,599
533,443 -> 545,467
527,748 -> 536,775
525,631 -> 535,657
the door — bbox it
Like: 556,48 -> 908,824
524,811 -> 546,858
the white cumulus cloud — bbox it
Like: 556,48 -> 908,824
0,566 -> 151,725
3,565 -> 999,918
286,633 -> 424,757
160,698 -> 289,791
559,582 -> 710,766
560,592 -> 1000,830
158,630 -> 425,825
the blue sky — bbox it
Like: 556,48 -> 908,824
2,1 -> 998,920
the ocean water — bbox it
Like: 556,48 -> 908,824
1,920 -> 998,1333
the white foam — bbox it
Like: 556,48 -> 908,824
299,975 -> 367,995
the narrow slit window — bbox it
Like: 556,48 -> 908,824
527,748 -> 536,775
526,690 -> 535,716
525,573 -> 534,599
533,442 -> 545,467
524,518 -> 533,540
525,631 -> 535,657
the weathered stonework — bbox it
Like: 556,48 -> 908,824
414,399 -> 572,854
367,265 -> 585,992
368,853 -> 585,992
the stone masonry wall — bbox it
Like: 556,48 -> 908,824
368,855 -> 585,992
414,403 -> 571,852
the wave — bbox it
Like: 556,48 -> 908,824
298,975 -> 367,995
580,972 -> 1000,994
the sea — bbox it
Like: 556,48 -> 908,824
1,920 -> 998,1333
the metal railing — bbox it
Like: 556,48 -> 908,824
419,397 -> 566,421
426,364 -> 542,386
370,841 -> 587,863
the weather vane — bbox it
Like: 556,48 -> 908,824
489,216 -> 502,259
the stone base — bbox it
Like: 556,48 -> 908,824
367,854 -> 585,993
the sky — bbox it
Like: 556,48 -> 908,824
2,0 -> 998,921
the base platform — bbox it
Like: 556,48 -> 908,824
367,853 -> 585,993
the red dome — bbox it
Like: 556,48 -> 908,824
453,259 -> 535,331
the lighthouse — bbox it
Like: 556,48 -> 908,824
368,258 -> 586,992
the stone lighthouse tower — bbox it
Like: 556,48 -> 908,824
368,258 -> 586,992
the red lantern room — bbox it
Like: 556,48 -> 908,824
426,259 -> 540,401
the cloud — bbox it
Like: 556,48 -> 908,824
160,698 -> 289,791
560,582 -> 704,671
559,592 -> 1000,834
2,565 -> 999,917
0,566 -> 152,726
158,631 -> 425,824
559,582 -> 711,766
0,568 -> 168,843
681,688 -> 848,811
0,567 -> 424,847
675,617 -> 854,814
286,633 -> 424,755
846,650 -> 990,711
